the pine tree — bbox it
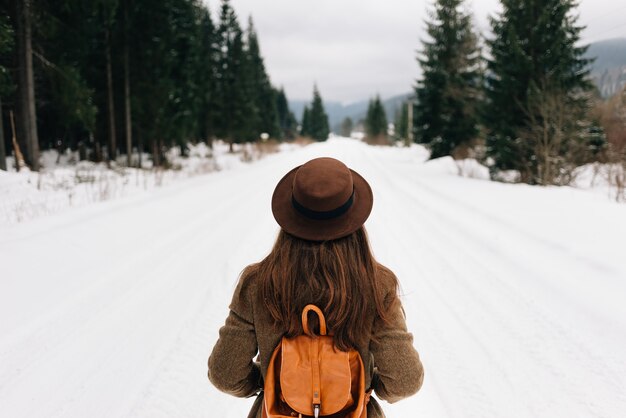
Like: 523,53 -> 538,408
197,5 -> 219,146
245,18 -> 280,140
485,0 -> 594,184
285,111 -> 297,139
340,117 -> 353,138
414,0 -> 481,159
163,0 -> 206,153
216,0 -> 254,150
301,106 -> 310,137
275,88 -> 288,135
0,14 -> 14,171
307,85 -> 329,141
365,95 -> 388,140
130,0 -> 191,164
275,87 -> 297,140
394,102 -> 409,143
36,0 -> 103,159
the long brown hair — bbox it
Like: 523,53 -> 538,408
242,227 -> 399,351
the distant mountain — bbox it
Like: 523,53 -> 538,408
290,92 -> 414,133
586,38 -> 626,98
344,93 -> 415,132
288,100 -> 353,128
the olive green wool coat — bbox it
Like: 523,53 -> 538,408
208,270 -> 424,418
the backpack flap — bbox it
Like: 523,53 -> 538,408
280,335 -> 354,415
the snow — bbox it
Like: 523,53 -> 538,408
572,162 -> 626,202
0,140 -> 299,226
1,137 -> 625,418
423,155 -> 491,180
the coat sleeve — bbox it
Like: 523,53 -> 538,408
208,278 -> 261,398
369,294 -> 424,403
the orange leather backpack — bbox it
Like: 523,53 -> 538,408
263,304 -> 371,418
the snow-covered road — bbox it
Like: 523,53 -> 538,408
1,137 -> 625,418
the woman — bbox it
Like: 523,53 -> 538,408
208,157 -> 424,417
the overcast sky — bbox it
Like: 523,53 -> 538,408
204,0 -> 626,104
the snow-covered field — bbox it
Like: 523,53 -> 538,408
1,137 -> 625,418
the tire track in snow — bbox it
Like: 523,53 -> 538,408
363,147 -> 625,417
0,162 -> 277,417
364,149 -> 522,418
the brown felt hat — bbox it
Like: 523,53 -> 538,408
271,157 -> 373,241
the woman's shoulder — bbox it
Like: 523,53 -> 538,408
232,263 -> 265,303
228,263 -> 263,321
375,263 -> 399,294
235,262 -> 260,290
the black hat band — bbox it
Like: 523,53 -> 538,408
292,190 -> 355,220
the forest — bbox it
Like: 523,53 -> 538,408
1,0 -> 625,193
0,0 -> 304,171
396,0 -> 626,188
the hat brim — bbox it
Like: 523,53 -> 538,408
271,165 -> 373,241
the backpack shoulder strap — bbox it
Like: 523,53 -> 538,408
301,304 -> 327,336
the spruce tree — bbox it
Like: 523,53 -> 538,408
275,87 -> 297,140
285,111 -> 298,139
216,0 -> 254,149
245,18 -> 279,139
414,0 -> 481,159
131,0 -> 192,164
165,0 -> 207,151
308,85 -> 329,141
365,95 -> 388,139
394,102 -> 409,143
485,0 -> 593,183
340,117 -> 353,138
198,6 -> 220,146
301,106 -> 311,137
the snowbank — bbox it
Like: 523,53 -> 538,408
423,155 -> 490,179
0,140 -> 302,225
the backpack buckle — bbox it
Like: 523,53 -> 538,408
313,404 -> 320,418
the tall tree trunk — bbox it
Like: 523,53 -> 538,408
123,0 -> 132,167
78,140 -> 87,161
10,111 -> 25,170
205,117 -> 213,149
24,0 -> 39,170
94,141 -> 102,162
151,138 -> 159,167
0,97 -> 6,171
105,27 -> 117,162
15,0 -> 28,166
137,131 -> 142,168
16,0 -> 40,170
